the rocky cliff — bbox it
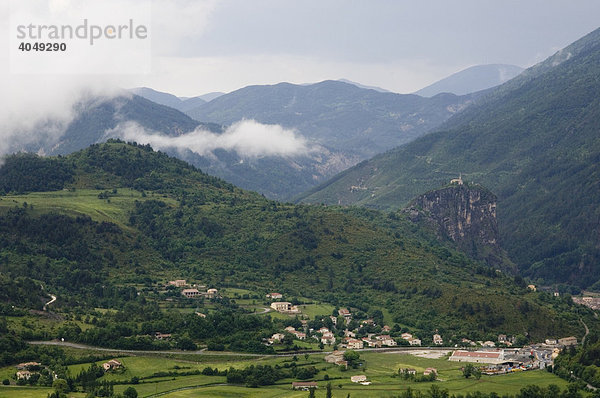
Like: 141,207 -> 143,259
405,182 -> 514,271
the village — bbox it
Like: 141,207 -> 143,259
8,280 -> 582,393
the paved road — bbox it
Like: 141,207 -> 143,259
28,341 -> 266,356
28,340 -> 448,357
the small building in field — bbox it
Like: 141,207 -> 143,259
527,284 -> 537,291
351,375 -> 368,383
292,381 -> 318,390
168,279 -> 187,287
206,288 -> 219,298
102,359 -> 123,371
266,292 -> 283,300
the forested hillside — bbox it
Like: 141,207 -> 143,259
298,28 -> 600,290
0,141 -> 594,353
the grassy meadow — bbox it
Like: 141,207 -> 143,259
0,349 -> 570,398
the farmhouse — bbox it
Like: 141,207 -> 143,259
206,288 -> 219,298
168,279 -> 187,287
433,334 -> 443,345
266,292 -> 283,299
409,338 -> 422,346
338,308 -> 352,319
292,381 -> 318,390
16,370 -> 31,380
181,288 -> 201,298
449,350 -> 505,364
401,333 -> 413,340
102,359 -> 123,371
154,332 -> 172,340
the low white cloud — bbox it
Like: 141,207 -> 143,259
107,119 -> 312,158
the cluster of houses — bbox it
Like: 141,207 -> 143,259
166,279 -> 219,299
342,330 -> 397,349
573,296 -> 600,310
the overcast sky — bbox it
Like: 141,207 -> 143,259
3,0 -> 600,97
135,0 -> 600,96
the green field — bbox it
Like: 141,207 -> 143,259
0,350 -> 571,398
0,189 -> 176,229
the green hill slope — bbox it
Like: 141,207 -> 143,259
298,28 -> 600,290
0,141 -> 595,348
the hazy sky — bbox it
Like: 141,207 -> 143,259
2,0 -> 600,100
133,0 -> 600,96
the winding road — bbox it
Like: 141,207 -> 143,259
580,317 -> 590,346
43,294 -> 57,311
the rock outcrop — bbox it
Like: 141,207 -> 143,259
405,182 -> 513,271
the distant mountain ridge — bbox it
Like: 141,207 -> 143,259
298,27 -> 600,290
25,79 -> 477,200
186,79 -> 478,160
129,87 -> 225,112
415,64 -> 524,97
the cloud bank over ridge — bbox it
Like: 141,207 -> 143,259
106,119 -> 313,158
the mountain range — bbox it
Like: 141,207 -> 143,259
415,64 -> 524,97
298,27 -> 600,290
25,80 -> 480,200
